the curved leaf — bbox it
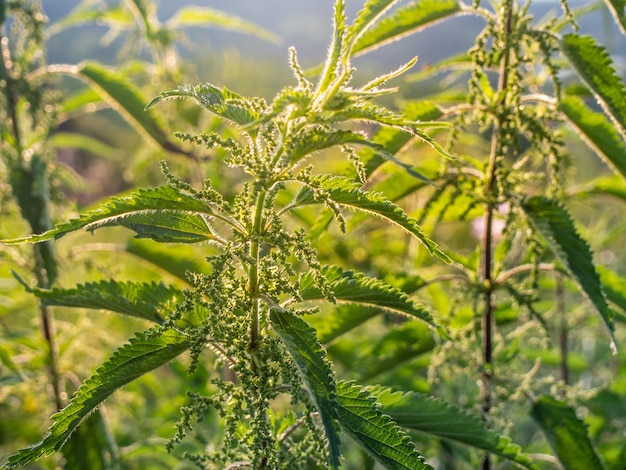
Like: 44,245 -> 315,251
2,185 -> 219,244
561,96 -> 626,179
299,265 -> 435,325
309,305 -> 381,344
561,34 -> 626,140
146,83 -> 261,130
166,6 -> 280,44
336,381 -> 432,470
2,330 -> 190,468
522,197 -> 616,352
372,387 -> 537,469
113,210 -> 216,243
292,175 -> 450,262
270,309 -> 341,468
353,0 -> 463,56
597,266 -> 626,317
603,0 -> 626,34
62,411 -> 118,470
59,62 -> 191,156
347,0 -> 397,53
50,133 -> 119,161
532,396 -> 605,470
577,176 -> 626,202
28,280 -> 185,324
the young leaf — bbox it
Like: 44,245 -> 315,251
270,309 -> 341,468
531,396 -> 605,470
299,265 -> 435,325
522,197 -> 616,352
166,6 -> 280,44
292,175 -> 450,262
146,83 -> 261,130
27,280 -> 184,324
65,62 -> 191,156
313,0 -> 347,104
2,185 -> 221,244
2,330 -> 190,468
336,381 -> 432,470
346,0 -> 397,53
561,34 -> 626,140
603,0 -> 626,34
372,387 -> 537,469
560,95 -> 626,179
352,0 -> 463,56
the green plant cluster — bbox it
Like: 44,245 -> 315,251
1,0 -> 626,469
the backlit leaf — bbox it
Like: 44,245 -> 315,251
336,381 -> 432,470
270,309 -> 341,468
373,387 -> 537,469
292,175 -> 450,262
3,330 -> 190,468
603,0 -> 626,34
532,396 -> 605,470
353,0 -> 463,56
561,34 -> 626,140
561,95 -> 626,179
523,197 -> 616,352
299,265 -> 435,325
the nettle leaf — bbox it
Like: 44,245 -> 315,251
292,175 -> 450,262
353,0 -> 463,56
299,265 -> 435,325
561,34 -> 626,140
61,411 -> 117,470
69,62 -> 190,156
346,0 -> 397,52
287,129 -> 373,165
597,266 -> 626,315
146,83 -> 261,130
2,185 -> 219,244
50,133 -> 119,161
603,0 -> 625,34
580,176 -> 626,202
336,381 -> 432,470
113,210 -> 216,243
372,387 -> 537,469
3,330 -> 190,468
522,197 -> 616,352
166,6 -> 280,44
310,305 -> 381,344
531,396 -> 605,470
561,96 -> 626,179
28,280 -> 184,324
270,309 -> 341,468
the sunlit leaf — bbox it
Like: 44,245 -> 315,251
597,266 -> 626,316
62,411 -> 117,470
3,330 -> 190,468
299,265 -> 435,325
603,0 -> 626,34
336,381 -> 432,470
309,305 -> 381,344
166,6 -> 280,44
561,95 -> 626,179
523,197 -> 616,352
532,396 -> 605,470
373,387 -> 537,469
292,175 -> 450,262
561,34 -> 626,140
353,0 -> 463,56
50,133 -> 119,161
347,0 -> 397,53
270,309 -> 341,468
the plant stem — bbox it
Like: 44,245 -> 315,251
249,190 -> 267,354
556,272 -> 569,384
481,2 -> 513,469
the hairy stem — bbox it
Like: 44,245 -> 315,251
481,2 -> 514,469
249,190 -> 267,354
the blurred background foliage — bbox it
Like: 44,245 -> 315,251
1,0 -> 626,469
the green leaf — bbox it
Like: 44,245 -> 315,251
270,309 -> 341,468
50,133 -> 119,161
309,305 -> 381,344
578,176 -> 626,202
353,0 -> 463,56
166,6 -> 280,44
28,280 -> 184,324
299,265 -> 435,325
603,0 -> 626,34
373,387 -> 537,469
146,83 -> 261,130
522,197 -> 616,352
114,210 -> 217,243
561,96 -> 626,179
597,266 -> 626,314
292,175 -> 450,262
62,411 -> 117,470
62,62 -> 191,156
313,0 -> 347,102
125,238 -> 208,283
2,330 -> 190,468
2,185 -> 219,244
531,396 -> 605,470
347,0 -> 397,53
561,34 -> 626,140
336,381 -> 432,470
